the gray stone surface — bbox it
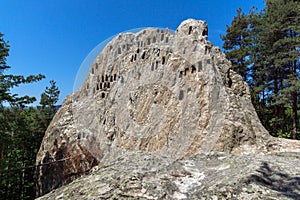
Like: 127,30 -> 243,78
37,151 -> 300,200
35,19 -> 300,197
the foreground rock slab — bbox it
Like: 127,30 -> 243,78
36,151 -> 300,200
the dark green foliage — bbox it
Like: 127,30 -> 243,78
0,107 -> 42,200
0,33 -> 60,199
0,33 -> 45,107
222,0 -> 300,139
37,80 -> 60,131
221,8 -> 252,82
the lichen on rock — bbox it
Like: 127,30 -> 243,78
36,152 -> 300,200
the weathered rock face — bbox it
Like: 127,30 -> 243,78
36,152 -> 300,200
35,19 -> 300,197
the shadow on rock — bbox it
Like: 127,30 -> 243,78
247,162 -> 300,199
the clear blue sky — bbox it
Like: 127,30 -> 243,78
0,0 -> 265,105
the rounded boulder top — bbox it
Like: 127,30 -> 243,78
175,19 -> 208,39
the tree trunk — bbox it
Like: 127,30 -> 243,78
273,68 -> 279,136
292,59 -> 298,139
292,91 -> 298,139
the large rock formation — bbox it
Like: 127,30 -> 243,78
35,19 -> 300,197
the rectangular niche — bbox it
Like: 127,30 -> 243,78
179,90 -> 184,100
197,61 -> 202,72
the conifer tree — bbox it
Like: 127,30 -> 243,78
0,32 -> 46,199
253,0 -> 300,138
0,33 -> 45,106
37,80 -> 60,131
268,0 -> 300,139
222,0 -> 300,139
221,8 -> 252,82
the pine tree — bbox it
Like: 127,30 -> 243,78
37,80 -> 60,131
268,0 -> 300,139
0,32 -> 46,199
253,0 -> 300,138
221,0 -> 300,139
221,8 -> 252,82
0,33 -> 45,106
250,7 -> 283,136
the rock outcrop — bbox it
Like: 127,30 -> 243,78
35,19 -> 300,197
36,152 -> 300,200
